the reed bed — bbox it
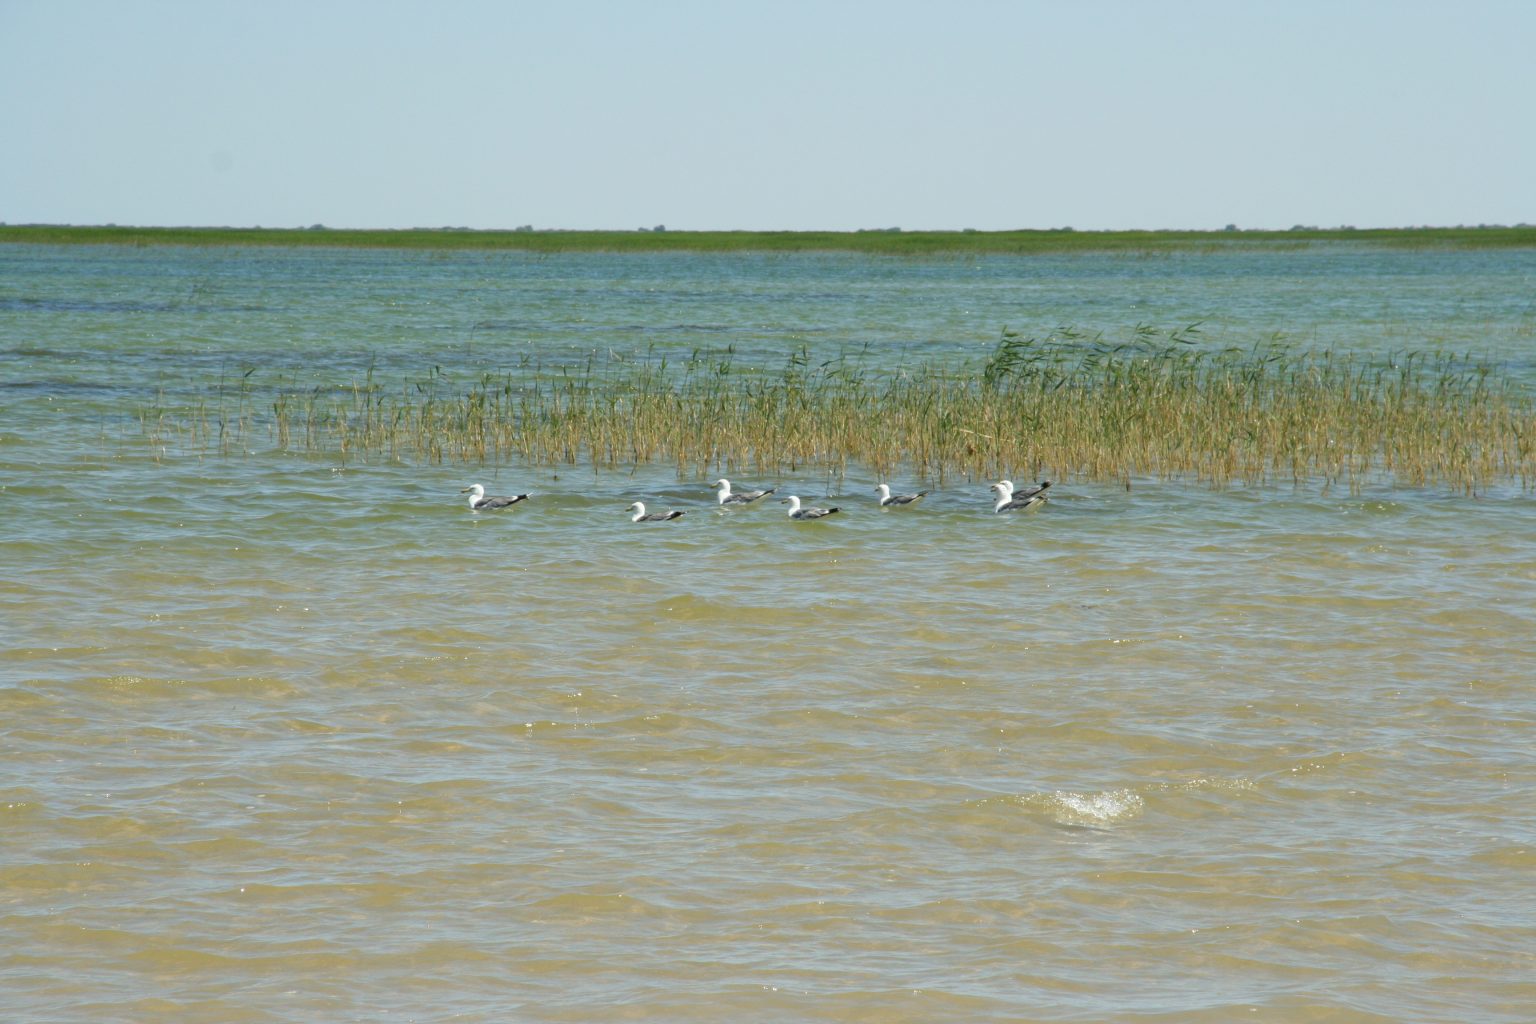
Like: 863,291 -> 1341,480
142,328 -> 1535,493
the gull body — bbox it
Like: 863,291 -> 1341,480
997,479 -> 1051,503
781,495 -> 840,520
875,483 -> 930,507
712,478 -> 775,506
628,501 -> 685,523
461,484 -> 529,511
991,481 -> 1047,514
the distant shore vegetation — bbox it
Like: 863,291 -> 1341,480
6,223 -> 1536,253
138,328 -> 1535,495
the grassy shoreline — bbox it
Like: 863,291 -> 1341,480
8,223 -> 1536,253
141,331 -> 1535,494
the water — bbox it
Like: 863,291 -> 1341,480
3,243 -> 1534,1022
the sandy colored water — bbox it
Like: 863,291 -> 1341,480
3,243 -> 1534,1022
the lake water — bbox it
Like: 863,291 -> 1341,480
3,242 -> 1534,1023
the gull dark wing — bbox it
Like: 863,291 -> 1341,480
1012,482 -> 1051,501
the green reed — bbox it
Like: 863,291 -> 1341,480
144,328 -> 1535,493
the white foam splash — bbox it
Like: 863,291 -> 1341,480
1043,788 -> 1145,826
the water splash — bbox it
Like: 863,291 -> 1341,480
1039,788 -> 1145,827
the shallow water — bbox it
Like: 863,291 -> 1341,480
3,244 -> 1535,1022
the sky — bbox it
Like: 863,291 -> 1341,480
2,0 -> 1532,232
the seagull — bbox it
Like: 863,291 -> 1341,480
627,501 -> 685,523
991,481 -> 1048,514
997,479 -> 1052,503
712,478 -> 776,505
781,495 -> 840,520
875,483 -> 930,507
461,483 -> 529,511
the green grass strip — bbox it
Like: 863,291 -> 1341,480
137,329 -> 1535,494
8,224 -> 1536,253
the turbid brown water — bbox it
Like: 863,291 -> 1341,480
3,243 -> 1534,1022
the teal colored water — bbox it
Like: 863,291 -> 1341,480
2,243 -> 1534,1023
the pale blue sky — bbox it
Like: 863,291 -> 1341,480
2,0 -> 1531,231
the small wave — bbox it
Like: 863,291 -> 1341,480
1036,788 -> 1145,827
88,675 -> 300,700
524,890 -> 658,924
1153,776 -> 1257,795
0,297 -> 257,315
